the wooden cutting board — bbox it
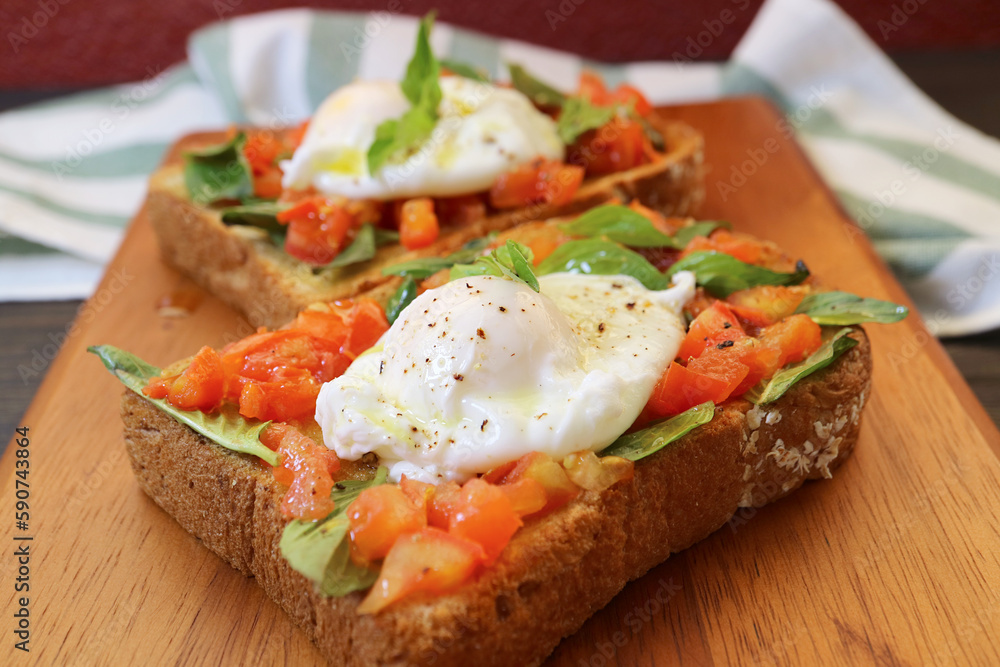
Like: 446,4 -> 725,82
3,97 -> 1000,666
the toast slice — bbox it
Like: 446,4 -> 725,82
119,328 -> 870,666
146,115 -> 704,328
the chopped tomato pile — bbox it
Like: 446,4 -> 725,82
143,298 -> 389,520
242,123 -> 308,199
353,450 -> 633,613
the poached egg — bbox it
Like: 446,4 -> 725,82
281,77 -> 564,200
316,271 -> 696,483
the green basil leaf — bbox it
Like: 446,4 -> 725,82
373,227 -> 400,246
556,96 -> 616,145
220,201 -> 288,233
561,205 -> 679,248
536,239 -> 668,290
794,291 -> 909,325
88,345 -> 278,466
279,468 -> 388,596
672,220 -> 732,248
745,328 -> 859,404
367,14 -> 442,175
667,251 -> 809,298
507,63 -> 567,108
325,224 -> 376,268
439,58 -> 490,82
184,132 -> 254,205
450,240 -> 539,292
381,235 -> 495,280
600,402 -> 715,461
386,276 -> 418,324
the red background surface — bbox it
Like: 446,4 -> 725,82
1,0 -> 999,88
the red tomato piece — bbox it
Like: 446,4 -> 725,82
399,476 -> 435,512
489,158 -> 584,209
143,346 -> 224,412
399,198 -> 440,250
611,84 -> 653,116
644,361 -> 731,419
427,481 -> 462,530
727,286 -> 809,326
677,301 -> 747,362
686,347 -> 751,400
261,423 -> 340,521
278,197 -> 356,265
357,528 -> 486,614
570,117 -> 647,177
448,478 -> 521,564
682,229 -> 766,265
498,452 -> 580,516
434,194 -> 486,227
348,484 -> 427,563
497,478 -> 548,518
759,314 -> 823,368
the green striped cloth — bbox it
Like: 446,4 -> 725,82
1,0 -> 998,335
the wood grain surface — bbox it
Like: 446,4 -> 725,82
3,97 -> 1000,665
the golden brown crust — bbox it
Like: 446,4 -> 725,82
146,117 -> 704,328
120,328 -> 870,666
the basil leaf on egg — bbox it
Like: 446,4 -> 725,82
184,132 -> 255,205
794,291 -> 909,325
600,402 -> 715,461
386,276 -> 418,325
367,13 -> 442,175
450,240 -> 540,292
556,95 -> 616,145
535,239 -> 669,290
507,63 -> 567,108
87,345 -> 279,466
744,328 -> 859,405
439,58 -> 490,82
280,467 -> 388,596
667,251 -> 810,298
672,220 -> 732,248
560,205 -> 679,248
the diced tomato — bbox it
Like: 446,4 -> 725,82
682,229 -> 766,265
644,361 -> 731,419
434,195 -> 486,227
243,131 -> 282,174
578,70 -> 612,106
399,476 -> 435,511
498,452 -> 580,516
686,347 -> 751,399
562,451 -> 634,492
278,197 -> 357,265
285,120 -> 310,152
497,478 -> 547,517
489,158 -> 584,209
261,423 -> 340,521
610,84 -> 653,117
142,346 -> 224,412
237,371 -> 320,422
357,528 -> 486,614
727,286 -> 809,326
427,481 -> 462,529
677,301 -> 747,362
348,484 -> 427,563
447,478 -> 521,564
399,198 -> 440,250
759,314 -> 822,368
570,117 -> 647,176
344,298 -> 390,356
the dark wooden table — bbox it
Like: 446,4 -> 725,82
2,51 -> 999,442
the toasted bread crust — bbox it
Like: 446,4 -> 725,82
146,117 -> 704,328
120,328 -> 870,666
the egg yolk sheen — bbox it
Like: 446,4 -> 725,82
315,272 -> 695,483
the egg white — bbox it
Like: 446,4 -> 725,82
281,77 -> 564,200
315,272 -> 695,483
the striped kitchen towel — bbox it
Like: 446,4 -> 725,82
1,0 -> 998,336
